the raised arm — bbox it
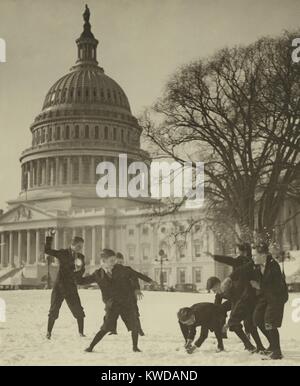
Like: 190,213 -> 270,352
127,267 -> 153,283
44,236 -> 63,259
213,254 -> 239,267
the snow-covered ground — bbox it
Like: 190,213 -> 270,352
0,290 -> 300,366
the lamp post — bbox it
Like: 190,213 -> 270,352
155,249 -> 168,291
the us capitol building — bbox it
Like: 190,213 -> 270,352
0,7 -> 298,288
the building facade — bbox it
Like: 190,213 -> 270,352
0,9 -> 230,289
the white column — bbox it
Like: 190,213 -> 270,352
67,157 -> 72,184
35,229 -> 40,264
0,233 -> 5,268
152,223 -> 158,260
82,227 -> 87,256
79,156 -> 84,184
91,226 -> 96,265
90,157 -> 95,184
26,230 -> 31,265
136,224 -> 141,264
9,232 -> 14,267
29,161 -> 33,188
54,229 -> 59,249
101,226 -> 106,250
109,226 -> 115,250
45,158 -> 49,185
17,231 -> 23,266
72,228 -> 76,238
63,228 -> 68,246
55,157 -> 60,185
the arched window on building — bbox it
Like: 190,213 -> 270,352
72,158 -> 79,183
85,125 -> 89,139
113,127 -> 117,141
62,159 -> 68,184
141,244 -> 150,261
95,126 -> 99,139
104,127 -> 108,140
41,128 -> 45,143
82,157 -> 90,184
48,126 -> 52,141
127,245 -> 136,262
75,126 -> 80,139
177,268 -> 186,284
193,239 -> 202,260
65,126 -> 70,140
56,127 -> 61,140
121,129 -> 124,142
193,267 -> 202,284
177,241 -> 186,259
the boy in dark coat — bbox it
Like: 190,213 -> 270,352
79,249 -> 153,353
177,303 -> 226,353
207,244 -> 265,352
44,229 -> 86,339
110,252 -> 155,336
227,242 -> 288,360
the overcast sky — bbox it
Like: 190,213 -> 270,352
0,0 -> 299,209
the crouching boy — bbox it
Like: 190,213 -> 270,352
177,303 -> 226,354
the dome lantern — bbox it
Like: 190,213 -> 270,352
74,5 -> 99,68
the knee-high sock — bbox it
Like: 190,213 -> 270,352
258,325 -> 272,348
131,330 -> 139,349
231,325 -> 253,349
47,317 -> 56,334
249,327 -> 265,350
268,329 -> 281,352
77,317 -> 84,335
89,330 -> 108,349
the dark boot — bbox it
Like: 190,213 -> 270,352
77,317 -> 85,337
85,330 -> 108,352
132,330 -> 141,352
138,319 -> 145,336
47,317 -> 55,339
249,327 -> 265,352
267,329 -> 282,360
232,325 -> 256,352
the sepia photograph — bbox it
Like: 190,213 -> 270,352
0,0 -> 299,371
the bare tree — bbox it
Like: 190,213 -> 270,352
141,31 -> 300,243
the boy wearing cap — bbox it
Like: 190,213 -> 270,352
207,244 -> 265,353
207,274 -> 265,352
228,242 -> 288,360
177,303 -> 226,354
112,252 -> 155,336
79,249 -> 153,353
44,229 -> 86,339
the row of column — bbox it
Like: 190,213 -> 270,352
21,156 -> 105,190
0,229 -> 41,268
0,226 -> 113,269
20,155 -> 143,191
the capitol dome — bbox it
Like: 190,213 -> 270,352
19,5 -> 148,201
42,68 -> 131,113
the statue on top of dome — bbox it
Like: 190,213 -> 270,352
83,5 -> 90,23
